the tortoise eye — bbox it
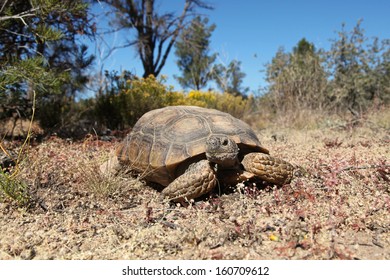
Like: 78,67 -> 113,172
222,139 -> 229,146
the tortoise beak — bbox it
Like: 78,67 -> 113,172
205,136 -> 239,168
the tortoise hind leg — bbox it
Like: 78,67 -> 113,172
162,160 -> 217,202
241,153 -> 295,185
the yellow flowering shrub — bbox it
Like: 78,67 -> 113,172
183,90 -> 253,118
214,93 -> 254,119
98,75 -> 186,128
185,90 -> 217,107
96,74 -> 254,129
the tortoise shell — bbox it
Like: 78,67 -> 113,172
116,106 -> 269,186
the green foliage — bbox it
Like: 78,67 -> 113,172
95,73 -> 184,129
185,90 -> 253,118
265,42 -> 328,112
327,21 -> 390,112
95,72 -> 254,129
0,169 -> 31,207
0,57 -> 67,91
214,93 -> 254,119
175,16 -> 217,90
0,90 -> 36,207
265,21 -> 390,117
185,90 -> 217,107
293,38 -> 316,55
34,23 -> 64,42
114,75 -> 182,127
99,0 -> 212,78
213,59 -> 249,97
0,0 -> 95,128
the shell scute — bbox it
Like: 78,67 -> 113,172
117,106 -> 268,186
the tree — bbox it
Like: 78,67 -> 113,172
174,16 -> 216,90
265,39 -> 328,111
213,59 -> 249,97
374,39 -> 390,105
0,0 -> 95,127
98,0 -> 212,78
293,38 -> 316,56
327,21 -> 390,112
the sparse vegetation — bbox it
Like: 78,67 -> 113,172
1,116 -> 389,259
78,146 -> 137,198
0,168 -> 31,207
0,0 -> 389,261
0,135 -> 32,207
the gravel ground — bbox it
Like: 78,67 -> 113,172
0,125 -> 389,260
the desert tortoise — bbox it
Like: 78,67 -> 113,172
107,106 -> 295,202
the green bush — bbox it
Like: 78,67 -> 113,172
185,90 -> 254,118
214,93 -> 255,119
0,169 -> 30,207
96,75 -> 185,129
95,74 -> 254,130
185,90 -> 217,107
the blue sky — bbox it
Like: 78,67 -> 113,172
87,0 -> 390,93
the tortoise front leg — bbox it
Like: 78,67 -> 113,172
241,153 -> 295,185
162,160 -> 217,202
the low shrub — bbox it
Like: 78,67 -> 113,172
95,75 -> 255,129
0,168 -> 30,207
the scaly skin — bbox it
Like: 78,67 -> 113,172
161,160 -> 217,202
241,153 -> 295,185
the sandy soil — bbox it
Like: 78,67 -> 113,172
0,125 -> 389,260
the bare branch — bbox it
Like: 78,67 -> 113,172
0,6 -> 39,22
154,0 -> 191,76
100,0 -> 212,77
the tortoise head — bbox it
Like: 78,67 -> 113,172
205,136 -> 239,168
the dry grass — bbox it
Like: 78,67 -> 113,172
0,118 -> 43,138
249,105 -> 390,132
0,112 -> 389,260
